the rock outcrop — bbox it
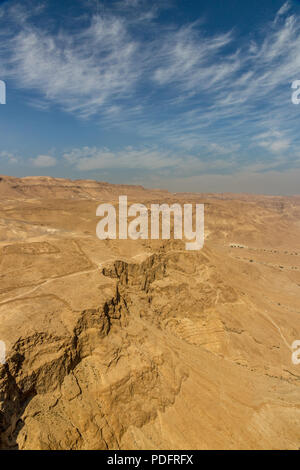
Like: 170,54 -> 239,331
0,176 -> 299,449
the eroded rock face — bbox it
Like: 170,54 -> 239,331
0,177 -> 300,450
0,254 -> 189,449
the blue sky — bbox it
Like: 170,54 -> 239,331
1,0 -> 300,194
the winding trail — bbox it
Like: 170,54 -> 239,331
1,246 -> 293,354
0,251 -> 149,307
261,310 -> 293,352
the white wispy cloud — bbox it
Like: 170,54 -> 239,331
0,3 -> 141,117
0,151 -> 18,164
63,145 -> 236,175
30,155 -> 57,167
0,1 -> 300,178
254,131 -> 290,154
22,142 -> 296,177
275,1 -> 291,20
152,25 -> 235,93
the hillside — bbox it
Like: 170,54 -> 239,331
0,176 -> 299,450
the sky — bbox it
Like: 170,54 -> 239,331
1,0 -> 300,194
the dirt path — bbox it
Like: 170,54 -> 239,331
0,251 -> 149,307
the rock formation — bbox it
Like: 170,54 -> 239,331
0,176 -> 299,449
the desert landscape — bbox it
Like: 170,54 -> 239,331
0,174 -> 299,450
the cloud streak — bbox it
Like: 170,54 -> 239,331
0,1 -> 300,183
30,155 -> 57,168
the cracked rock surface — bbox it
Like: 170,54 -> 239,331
0,176 -> 300,449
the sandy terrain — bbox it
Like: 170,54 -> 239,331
0,174 -> 299,450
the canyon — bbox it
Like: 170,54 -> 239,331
0,175 -> 299,450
